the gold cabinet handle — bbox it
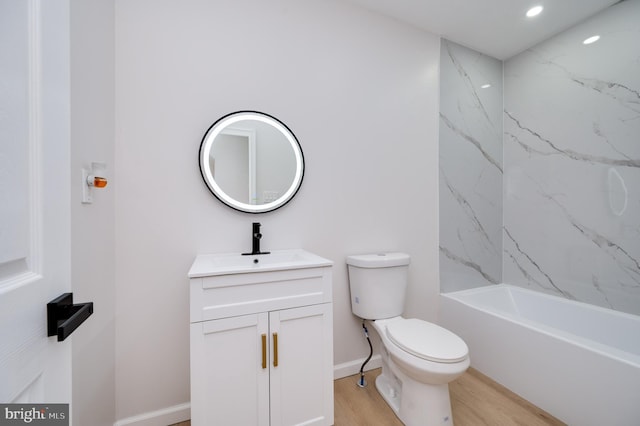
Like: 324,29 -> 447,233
261,334 -> 267,369
272,332 -> 278,367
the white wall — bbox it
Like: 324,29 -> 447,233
115,0 -> 440,421
439,39 -> 503,292
70,0 -> 116,425
503,0 -> 640,314
438,0 -> 640,315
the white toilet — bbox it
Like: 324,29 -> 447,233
346,253 -> 469,426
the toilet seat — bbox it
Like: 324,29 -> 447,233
386,318 -> 468,363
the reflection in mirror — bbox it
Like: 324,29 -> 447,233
199,111 -> 304,213
210,127 -> 255,204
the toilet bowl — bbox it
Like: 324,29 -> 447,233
346,253 -> 469,426
373,316 -> 469,385
369,317 -> 469,426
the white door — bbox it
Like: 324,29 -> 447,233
270,304 -> 334,426
190,313 -> 269,426
0,0 -> 72,409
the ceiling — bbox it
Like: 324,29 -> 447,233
343,0 -> 619,59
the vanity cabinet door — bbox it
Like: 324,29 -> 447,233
190,313 -> 270,426
269,303 -> 334,426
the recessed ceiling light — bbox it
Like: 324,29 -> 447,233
583,35 -> 600,45
526,5 -> 544,18
480,84 -> 492,89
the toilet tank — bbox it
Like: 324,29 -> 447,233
346,253 -> 411,320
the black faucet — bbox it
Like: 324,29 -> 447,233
242,222 -> 270,255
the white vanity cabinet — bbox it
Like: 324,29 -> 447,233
189,250 -> 334,426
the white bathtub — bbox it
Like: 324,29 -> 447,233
440,284 -> 640,426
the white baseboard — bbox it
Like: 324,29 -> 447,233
113,358 -> 381,425
113,402 -> 190,426
333,354 -> 382,380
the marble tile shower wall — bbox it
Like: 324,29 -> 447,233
439,40 -> 503,291
503,0 -> 640,315
439,0 -> 640,316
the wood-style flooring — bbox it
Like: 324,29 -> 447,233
171,367 -> 564,426
335,368 -> 564,426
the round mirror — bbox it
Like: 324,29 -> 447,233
199,111 -> 304,213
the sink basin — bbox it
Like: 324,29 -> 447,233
188,249 -> 333,277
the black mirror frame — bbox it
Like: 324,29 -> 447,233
198,110 -> 305,214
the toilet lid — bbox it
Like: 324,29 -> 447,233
386,319 -> 468,363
